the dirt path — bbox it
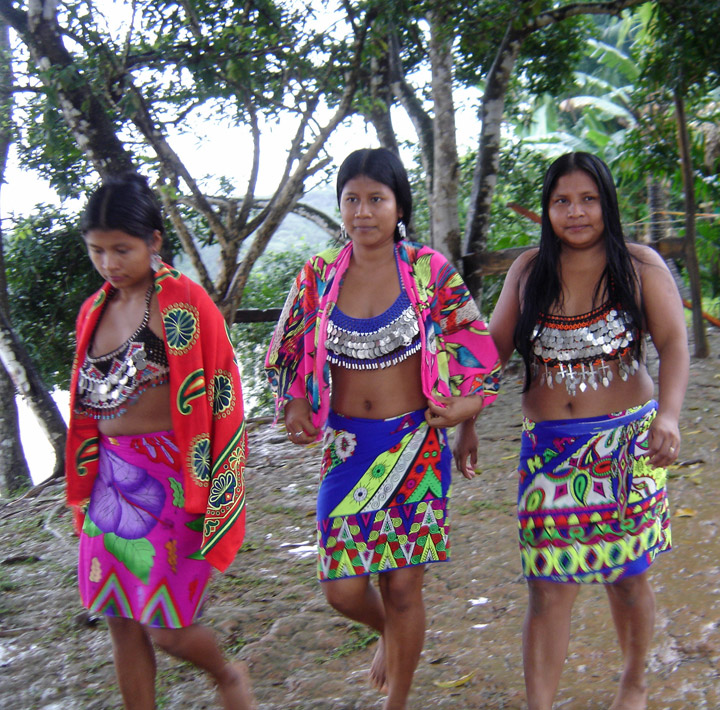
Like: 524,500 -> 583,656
1,327 -> 719,709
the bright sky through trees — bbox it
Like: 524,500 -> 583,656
1,1 -> 483,218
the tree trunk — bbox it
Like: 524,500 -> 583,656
0,0 -> 135,176
428,10 -> 461,266
365,49 -> 400,155
0,367 -> 30,494
674,91 -> 708,358
0,18 -> 32,496
647,177 -> 667,244
387,29 -> 434,228
462,25 -> 521,302
0,308 -> 67,480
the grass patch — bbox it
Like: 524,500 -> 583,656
0,569 -> 17,593
318,623 -> 379,662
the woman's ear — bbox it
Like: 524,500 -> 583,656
151,230 -> 163,252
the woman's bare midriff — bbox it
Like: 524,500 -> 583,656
522,360 -> 655,422
97,383 -> 174,436
330,352 -> 426,419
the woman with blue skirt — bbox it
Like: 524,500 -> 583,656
490,152 -> 689,710
265,148 -> 501,710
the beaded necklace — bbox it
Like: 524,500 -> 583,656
325,253 -> 420,370
530,301 -> 643,396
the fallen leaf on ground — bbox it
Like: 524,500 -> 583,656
674,508 -> 697,518
433,670 -> 476,688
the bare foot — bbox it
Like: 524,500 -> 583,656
609,678 -> 648,710
369,636 -> 388,693
218,661 -> 256,710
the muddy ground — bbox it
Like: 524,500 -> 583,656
1,326 -> 719,710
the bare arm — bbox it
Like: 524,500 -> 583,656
447,252 -> 533,478
488,250 -> 534,366
634,245 -> 689,466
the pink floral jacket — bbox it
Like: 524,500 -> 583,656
265,241 -> 501,432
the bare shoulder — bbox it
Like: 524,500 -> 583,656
514,246 -> 539,267
627,243 -> 683,318
506,247 -> 538,282
628,243 -> 669,272
506,247 -> 539,292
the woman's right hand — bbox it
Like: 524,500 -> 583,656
283,398 -> 319,445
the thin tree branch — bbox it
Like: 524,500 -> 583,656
156,182 -> 216,298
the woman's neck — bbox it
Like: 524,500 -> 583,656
350,239 -> 396,268
110,273 -> 155,303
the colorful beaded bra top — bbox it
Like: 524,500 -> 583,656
75,285 -> 170,419
325,270 -> 420,370
530,301 -> 643,396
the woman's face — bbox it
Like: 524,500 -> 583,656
339,175 -> 402,250
548,170 -> 605,251
83,229 -> 161,290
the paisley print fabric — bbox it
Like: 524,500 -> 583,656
265,241 -> 501,434
317,409 -> 451,580
78,432 -> 213,628
517,400 -> 671,584
67,264 -> 247,572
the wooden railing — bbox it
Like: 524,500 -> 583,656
234,237 -> 687,324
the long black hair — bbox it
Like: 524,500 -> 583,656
514,152 -> 644,390
336,148 -> 412,242
81,173 -> 164,244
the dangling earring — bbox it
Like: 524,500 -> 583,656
397,221 -> 407,239
150,252 -> 162,272
340,223 -> 348,241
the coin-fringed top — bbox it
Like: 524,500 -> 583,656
74,284 -> 170,419
531,301 -> 643,396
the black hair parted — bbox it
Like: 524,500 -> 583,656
514,152 -> 644,391
81,173 -> 164,244
336,148 -> 412,242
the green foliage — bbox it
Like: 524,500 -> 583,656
231,242 -> 322,418
487,145 -> 546,251
516,16 -> 593,96
502,11 -> 718,254
17,98 -> 93,199
482,144 -> 548,310
5,207 -> 102,389
694,216 -> 720,298
454,0 -> 592,96
640,0 -> 720,94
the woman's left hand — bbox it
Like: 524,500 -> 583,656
645,412 -> 681,468
425,395 -> 483,429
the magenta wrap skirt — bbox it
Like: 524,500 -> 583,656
78,431 -> 213,628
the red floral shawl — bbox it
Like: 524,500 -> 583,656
66,264 -> 247,572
